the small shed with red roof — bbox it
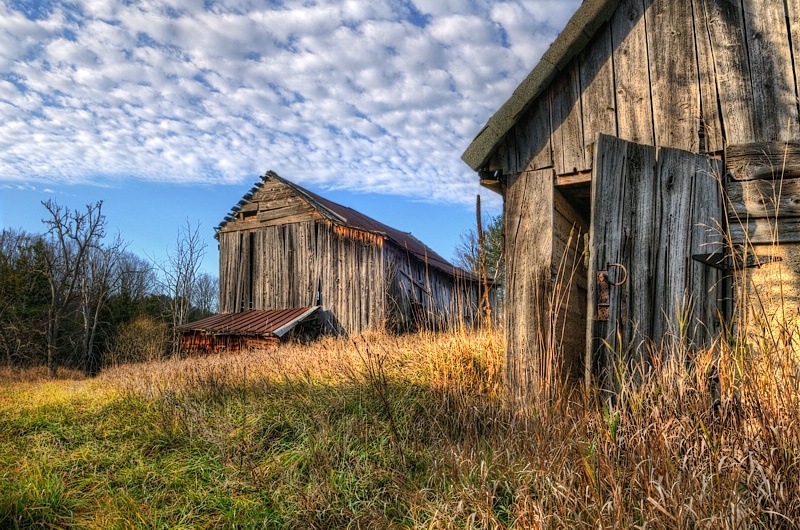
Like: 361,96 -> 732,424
176,307 -> 319,354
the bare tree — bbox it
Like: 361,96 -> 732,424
154,220 -> 207,355
41,200 -> 106,377
192,272 -> 219,318
78,232 -> 126,375
115,251 -> 156,301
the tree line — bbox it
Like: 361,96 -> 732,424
0,200 -> 217,376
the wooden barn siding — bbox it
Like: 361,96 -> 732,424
504,169 -> 558,400
490,0 -> 800,389
492,0 -> 800,178
385,246 -> 482,330
219,221 -> 385,335
726,142 -> 800,343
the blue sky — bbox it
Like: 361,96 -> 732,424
0,0 -> 580,275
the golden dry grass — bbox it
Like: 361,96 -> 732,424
1,326 -> 799,528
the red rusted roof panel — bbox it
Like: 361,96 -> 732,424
176,307 -> 318,336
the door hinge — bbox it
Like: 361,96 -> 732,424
692,250 -> 782,271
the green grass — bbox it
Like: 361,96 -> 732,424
1,330 -> 799,528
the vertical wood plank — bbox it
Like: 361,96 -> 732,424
611,0 -> 655,146
579,24 -> 617,169
651,149 -> 723,346
689,155 -> 725,345
691,0 -> 724,152
741,0 -> 799,142
505,168 -> 555,402
515,97 -> 554,172
550,62 -> 585,175
699,0 -> 756,145
645,0 -> 701,152
788,0 -> 800,119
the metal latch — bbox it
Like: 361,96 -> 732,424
595,263 -> 628,321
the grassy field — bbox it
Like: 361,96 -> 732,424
1,329 -> 798,529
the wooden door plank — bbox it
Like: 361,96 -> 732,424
651,147 -> 723,346
579,24 -> 617,169
611,0 -> 655,146
587,134 -> 658,387
699,0 -> 756,145
741,0 -> 799,142
689,155 -> 725,345
691,0 -> 724,152
550,62 -> 585,175
726,178 -> 800,218
645,0 -> 701,152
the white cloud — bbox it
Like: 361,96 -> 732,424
0,0 -> 581,208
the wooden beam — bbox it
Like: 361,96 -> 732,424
726,142 -> 800,180
729,218 -> 800,245
556,171 -> 592,187
726,178 -> 800,218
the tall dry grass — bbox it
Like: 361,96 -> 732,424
34,321 -> 787,528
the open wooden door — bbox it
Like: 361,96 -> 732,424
586,134 -> 725,392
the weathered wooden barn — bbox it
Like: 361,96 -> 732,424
462,0 -> 800,398
215,171 -> 490,335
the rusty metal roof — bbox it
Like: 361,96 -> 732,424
176,307 -> 319,338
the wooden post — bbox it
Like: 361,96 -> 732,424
476,195 -> 492,328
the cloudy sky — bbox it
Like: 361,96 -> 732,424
0,0 -> 580,273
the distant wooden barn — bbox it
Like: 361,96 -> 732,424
463,0 -> 800,398
214,171 -> 491,335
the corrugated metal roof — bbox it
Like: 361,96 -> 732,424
176,307 -> 319,338
461,0 -> 619,171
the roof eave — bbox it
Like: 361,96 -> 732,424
461,0 -> 620,172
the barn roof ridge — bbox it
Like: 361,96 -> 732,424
461,0 -> 620,171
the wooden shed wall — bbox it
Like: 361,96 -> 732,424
493,0 -> 800,377
219,221 -> 385,335
491,0 -> 800,177
726,144 -> 800,344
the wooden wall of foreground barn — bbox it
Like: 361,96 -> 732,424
490,0 -> 800,383
490,0 -> 800,177
219,221 -> 385,334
